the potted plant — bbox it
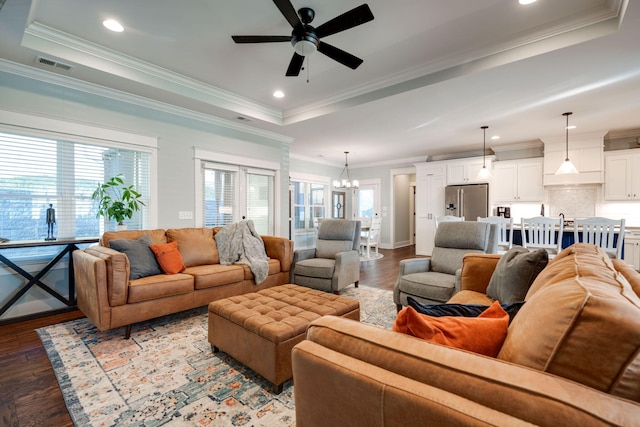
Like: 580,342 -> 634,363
92,174 -> 145,230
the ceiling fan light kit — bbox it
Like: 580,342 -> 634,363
232,1 -> 374,77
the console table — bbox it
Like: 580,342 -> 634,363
0,237 -> 98,323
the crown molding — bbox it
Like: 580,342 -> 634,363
281,0 -> 628,125
22,22 -> 284,125
605,128 -> 640,140
0,58 -> 293,145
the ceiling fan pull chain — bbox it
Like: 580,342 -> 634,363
306,56 -> 310,83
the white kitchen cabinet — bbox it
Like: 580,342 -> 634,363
415,163 -> 446,256
542,134 -> 604,186
492,159 -> 543,203
446,158 -> 489,185
623,235 -> 640,270
604,150 -> 640,201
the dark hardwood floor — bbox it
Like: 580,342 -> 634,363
0,245 -> 421,427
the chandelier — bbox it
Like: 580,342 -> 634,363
334,151 -> 359,189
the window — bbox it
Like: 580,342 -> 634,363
202,162 -> 275,235
0,130 -> 152,242
290,178 -> 329,249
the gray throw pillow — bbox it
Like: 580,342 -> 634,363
109,235 -> 162,280
486,247 -> 548,303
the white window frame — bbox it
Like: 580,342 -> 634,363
194,149 -> 281,235
0,109 -> 159,231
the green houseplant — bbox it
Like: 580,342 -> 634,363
92,174 -> 145,228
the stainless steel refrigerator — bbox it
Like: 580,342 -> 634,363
444,183 -> 489,220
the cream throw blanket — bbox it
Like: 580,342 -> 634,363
214,220 -> 270,284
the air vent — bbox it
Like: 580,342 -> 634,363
36,56 -> 74,71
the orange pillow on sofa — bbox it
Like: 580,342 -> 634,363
393,301 -> 509,357
150,241 -> 185,274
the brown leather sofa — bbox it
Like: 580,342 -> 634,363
292,244 -> 640,426
73,227 -> 293,337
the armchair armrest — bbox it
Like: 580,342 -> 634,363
398,257 -> 431,276
458,253 -> 501,294
261,235 -> 294,272
334,250 -> 360,289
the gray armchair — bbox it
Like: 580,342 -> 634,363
291,219 -> 361,294
394,221 -> 498,311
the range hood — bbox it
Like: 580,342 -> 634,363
542,130 -> 606,186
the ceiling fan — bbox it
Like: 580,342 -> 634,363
231,0 -> 374,76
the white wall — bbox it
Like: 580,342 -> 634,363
0,71 -> 291,234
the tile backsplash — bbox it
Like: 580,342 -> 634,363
547,186 -> 597,218
492,185 -> 640,227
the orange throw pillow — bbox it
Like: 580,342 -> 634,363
150,241 -> 185,274
393,301 -> 509,357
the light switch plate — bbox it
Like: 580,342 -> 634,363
178,211 -> 193,220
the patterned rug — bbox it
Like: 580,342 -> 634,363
37,285 -> 396,427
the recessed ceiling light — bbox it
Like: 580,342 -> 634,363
491,135 -> 501,140
273,90 -> 285,98
567,125 -> 577,130
518,0 -> 537,4
103,19 -> 124,32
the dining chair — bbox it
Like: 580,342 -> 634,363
477,216 -> 513,253
573,217 -> 625,259
435,215 -> 464,228
360,216 -> 382,258
521,216 -> 564,258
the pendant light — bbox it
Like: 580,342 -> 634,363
476,125 -> 491,180
555,112 -> 579,175
333,151 -> 359,189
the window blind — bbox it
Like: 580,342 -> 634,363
245,170 -> 274,235
202,162 -> 275,234
0,131 -> 151,242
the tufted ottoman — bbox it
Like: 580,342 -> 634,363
207,283 -> 360,393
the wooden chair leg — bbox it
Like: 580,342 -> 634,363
272,383 -> 283,394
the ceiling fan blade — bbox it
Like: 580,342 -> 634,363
286,53 -> 305,76
232,35 -> 291,43
315,4 -> 374,38
273,0 -> 303,28
318,42 -> 363,70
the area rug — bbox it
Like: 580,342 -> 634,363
37,286 -> 396,427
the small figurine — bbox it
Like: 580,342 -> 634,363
45,204 -> 56,241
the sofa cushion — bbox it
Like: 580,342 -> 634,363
183,264 -> 245,290
127,273 -> 194,303
101,229 -> 167,247
393,302 -> 509,357
407,297 -> 525,324
108,235 -> 162,280
167,228 -> 219,267
497,244 -> 640,401
486,247 -> 548,303
150,241 -> 185,274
